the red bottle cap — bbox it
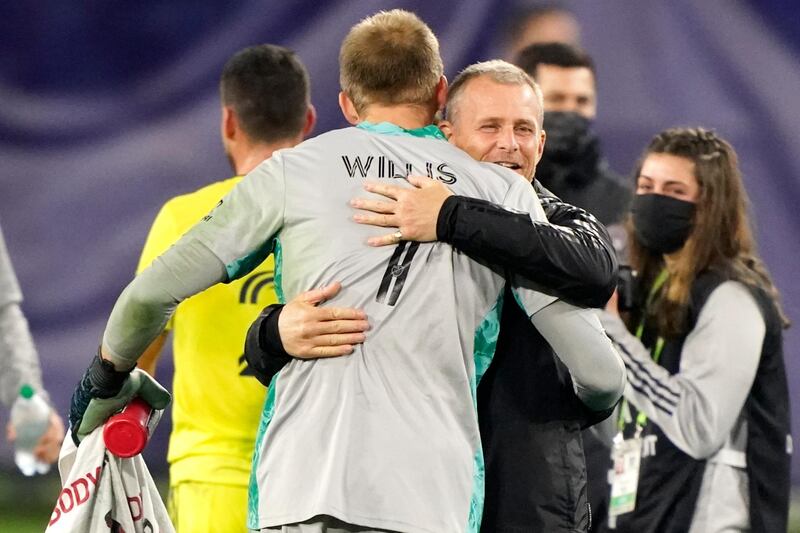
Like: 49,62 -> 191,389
103,397 -> 153,458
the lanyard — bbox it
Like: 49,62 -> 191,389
617,269 -> 668,432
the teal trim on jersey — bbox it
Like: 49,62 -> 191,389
247,373 -> 279,529
467,450 -> 485,533
465,291 -> 504,532
225,238 -> 274,282
473,290 -> 504,386
272,237 -> 285,304
356,121 -> 447,140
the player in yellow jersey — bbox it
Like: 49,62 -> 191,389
136,44 -> 316,532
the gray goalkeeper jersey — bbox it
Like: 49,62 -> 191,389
192,124 -> 554,532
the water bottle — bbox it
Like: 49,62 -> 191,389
103,397 -> 160,458
10,384 -> 51,476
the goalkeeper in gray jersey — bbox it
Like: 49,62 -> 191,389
68,10 -> 624,533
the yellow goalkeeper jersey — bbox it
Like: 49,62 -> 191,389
137,176 -> 276,487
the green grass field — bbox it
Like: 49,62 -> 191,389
1,470 -> 799,532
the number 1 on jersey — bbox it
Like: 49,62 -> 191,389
376,241 -> 419,306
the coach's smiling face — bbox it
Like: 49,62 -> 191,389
440,75 -> 546,183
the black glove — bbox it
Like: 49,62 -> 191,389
245,304 -> 292,387
69,351 -> 170,445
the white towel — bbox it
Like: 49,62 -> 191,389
46,426 -> 174,532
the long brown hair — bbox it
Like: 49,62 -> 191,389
629,127 -> 789,336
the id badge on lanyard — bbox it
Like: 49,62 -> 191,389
608,269 -> 667,520
608,430 -> 642,517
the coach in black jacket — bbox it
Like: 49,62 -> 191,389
246,61 -> 620,532
447,184 -> 617,532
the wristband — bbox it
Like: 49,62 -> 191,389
245,304 -> 291,387
257,304 -> 289,358
87,351 -> 132,398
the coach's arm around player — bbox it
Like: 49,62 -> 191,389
244,174 -> 626,412
246,273 -> 625,414
246,289 -> 625,415
353,175 -> 617,308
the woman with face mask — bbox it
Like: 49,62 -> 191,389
596,127 -> 791,533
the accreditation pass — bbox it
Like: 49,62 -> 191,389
608,437 -> 641,516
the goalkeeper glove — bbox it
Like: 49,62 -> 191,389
69,351 -> 170,445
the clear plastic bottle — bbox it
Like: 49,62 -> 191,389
10,384 -> 51,476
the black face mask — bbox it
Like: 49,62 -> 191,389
632,194 -> 696,254
536,111 -> 601,189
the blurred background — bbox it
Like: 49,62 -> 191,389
1,0 -> 799,530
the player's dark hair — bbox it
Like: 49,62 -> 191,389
514,42 -> 596,79
220,44 -> 310,143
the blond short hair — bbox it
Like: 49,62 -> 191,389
339,10 -> 444,113
446,60 -> 544,128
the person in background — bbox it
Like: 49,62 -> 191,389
135,44 -> 315,532
502,3 -> 581,60
597,127 -> 791,533
515,42 -> 632,232
247,60 -> 623,532
0,223 -> 64,466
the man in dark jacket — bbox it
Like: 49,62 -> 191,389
245,60 -> 620,532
